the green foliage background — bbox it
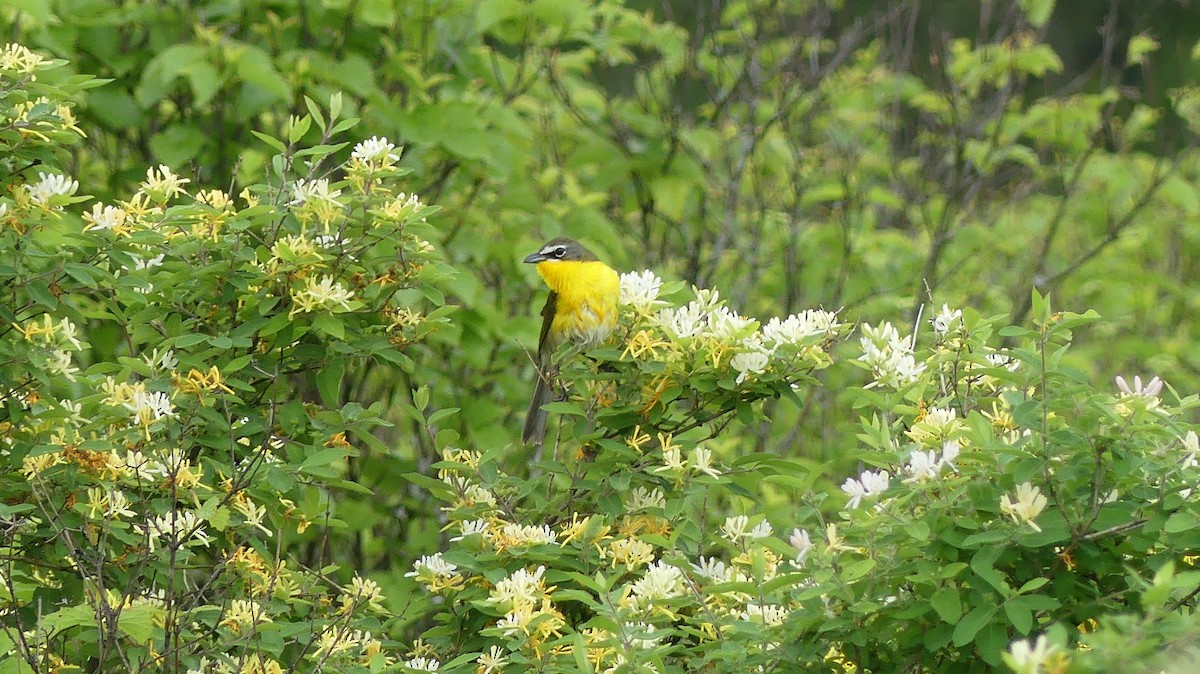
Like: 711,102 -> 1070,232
5,0 -> 1200,671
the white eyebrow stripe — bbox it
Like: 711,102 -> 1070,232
541,245 -> 565,255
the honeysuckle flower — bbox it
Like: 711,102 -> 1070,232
1000,482 -> 1047,531
82,203 -> 128,232
27,172 -> 78,208
841,469 -> 890,509
730,348 -> 770,384
402,656 -> 440,672
904,441 -> 960,483
1182,431 -> 1199,469
123,389 -> 174,435
789,527 -> 812,566
487,566 -> 548,610
930,304 -> 962,334
476,646 -> 508,674
141,510 -> 212,551
1,43 -> 47,73
289,275 -> 355,316
691,446 -> 721,478
762,309 -> 841,347
746,521 -> 773,539
691,556 -> 732,582
450,518 -> 490,541
626,560 -> 685,603
619,270 -> 665,312
351,135 -> 399,164
1004,634 -> 1060,674
656,303 -> 705,340
1115,375 -> 1163,398
289,178 -> 342,206
907,407 -> 964,446
604,537 -> 655,570
345,575 -> 386,611
44,349 -> 78,381
859,321 -> 924,389
721,515 -> 750,542
741,603 -> 788,625
140,165 -> 190,202
381,192 -> 425,221
626,486 -> 665,511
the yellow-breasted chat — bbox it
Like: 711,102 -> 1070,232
522,237 -> 620,447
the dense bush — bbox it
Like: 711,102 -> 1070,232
3,0 -> 1200,671
1,47 -> 450,671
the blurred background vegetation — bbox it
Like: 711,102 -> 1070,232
5,0 -> 1200,637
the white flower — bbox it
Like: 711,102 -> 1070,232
402,656 -> 440,672
27,172 -> 78,208
44,349 -> 78,381
903,441 -> 959,483
763,310 -> 841,347
930,304 -> 962,334
488,566 -> 546,607
476,646 -> 507,674
450,518 -> 490,541
83,203 -> 127,231
1004,634 -> 1059,674
1182,431 -> 1199,469
627,560 -> 685,601
351,135 -> 399,164
619,270 -> 664,312
721,515 -> 750,542
626,486 -> 665,511
789,528 -> 812,566
741,603 -> 788,625
290,275 -> 354,315
1115,375 -> 1163,398
1000,482 -> 1048,532
691,556 -> 731,582
656,303 -> 705,339
691,446 -> 721,478
141,165 -> 190,202
408,553 -> 456,579
289,178 -> 342,206
858,321 -> 925,389
730,348 -> 770,384
141,348 -> 178,372
653,444 -> 686,473
124,390 -> 175,427
141,510 -> 211,551
747,520 -> 773,539
707,306 -> 754,341
841,469 -> 890,510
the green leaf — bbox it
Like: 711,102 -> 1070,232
27,282 -> 58,309
316,361 -> 345,408
952,605 -> 997,647
1018,0 -> 1055,28
930,587 -> 962,624
313,313 -> 345,339
1004,598 -> 1033,634
300,447 -> 353,472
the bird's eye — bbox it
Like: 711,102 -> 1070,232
551,246 -> 566,258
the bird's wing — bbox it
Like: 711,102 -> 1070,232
537,290 -> 558,359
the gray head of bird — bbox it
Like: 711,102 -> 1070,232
523,237 -> 600,263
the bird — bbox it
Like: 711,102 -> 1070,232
521,237 -> 621,447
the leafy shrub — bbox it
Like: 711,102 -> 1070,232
402,294 -> 1200,673
1,46 -> 451,672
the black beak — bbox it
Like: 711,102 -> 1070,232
523,252 -> 546,264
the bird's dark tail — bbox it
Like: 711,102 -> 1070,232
523,367 -> 552,447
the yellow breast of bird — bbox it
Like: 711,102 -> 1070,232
537,260 -> 621,348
